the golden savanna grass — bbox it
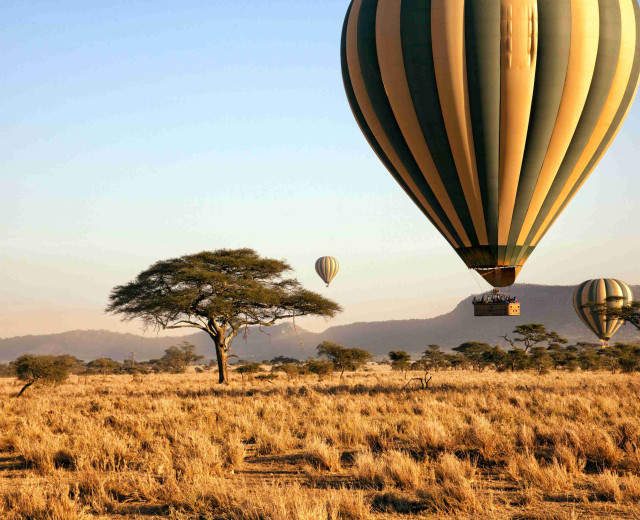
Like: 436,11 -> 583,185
1,367 -> 640,519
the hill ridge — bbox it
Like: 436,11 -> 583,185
1,283 -> 637,362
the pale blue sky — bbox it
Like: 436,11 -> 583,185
1,1 -> 639,337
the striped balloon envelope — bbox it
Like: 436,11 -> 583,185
573,279 -> 633,343
341,0 -> 640,287
315,257 -> 340,287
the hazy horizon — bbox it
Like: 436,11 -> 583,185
3,1 -> 640,338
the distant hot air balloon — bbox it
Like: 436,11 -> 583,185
341,0 -> 640,287
315,257 -> 339,287
573,279 -> 633,345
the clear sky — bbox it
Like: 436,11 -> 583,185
1,1 -> 639,338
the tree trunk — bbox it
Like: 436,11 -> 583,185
206,328 -> 231,385
215,341 -> 229,384
16,379 -> 35,397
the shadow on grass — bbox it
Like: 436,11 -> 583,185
0,455 -> 26,472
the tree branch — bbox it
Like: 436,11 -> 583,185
196,315 -> 209,329
174,320 -> 203,327
165,323 -> 206,331
501,335 -> 516,348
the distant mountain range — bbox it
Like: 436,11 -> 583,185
1,284 -> 638,363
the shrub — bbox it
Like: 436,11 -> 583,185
274,363 -> 300,380
304,359 -> 334,378
235,362 -> 263,381
86,358 -> 123,376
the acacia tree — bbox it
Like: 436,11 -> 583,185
422,344 -> 448,371
453,342 -> 493,370
529,347 -> 553,375
107,249 -> 342,384
86,358 -> 122,376
389,350 -> 411,378
11,355 -> 76,397
161,342 -> 204,373
502,324 -> 567,353
482,346 -> 510,372
316,341 -> 372,377
503,347 -> 527,371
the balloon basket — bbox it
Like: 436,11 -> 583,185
472,289 -> 521,317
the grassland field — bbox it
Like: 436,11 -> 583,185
1,366 -> 640,520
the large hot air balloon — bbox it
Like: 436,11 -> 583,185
315,257 -> 340,286
341,0 -> 640,287
573,279 -> 633,344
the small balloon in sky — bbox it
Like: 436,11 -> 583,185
315,257 -> 339,287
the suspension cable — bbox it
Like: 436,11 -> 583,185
468,269 -> 488,295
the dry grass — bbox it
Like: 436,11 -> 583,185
0,368 -> 639,519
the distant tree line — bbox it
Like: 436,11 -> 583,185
0,342 -> 205,396
389,324 -> 640,375
390,342 -> 640,375
3,321 -> 640,396
83,341 -> 205,375
232,342 -> 373,381
0,340 -> 374,394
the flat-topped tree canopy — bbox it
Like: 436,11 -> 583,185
107,248 -> 342,384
